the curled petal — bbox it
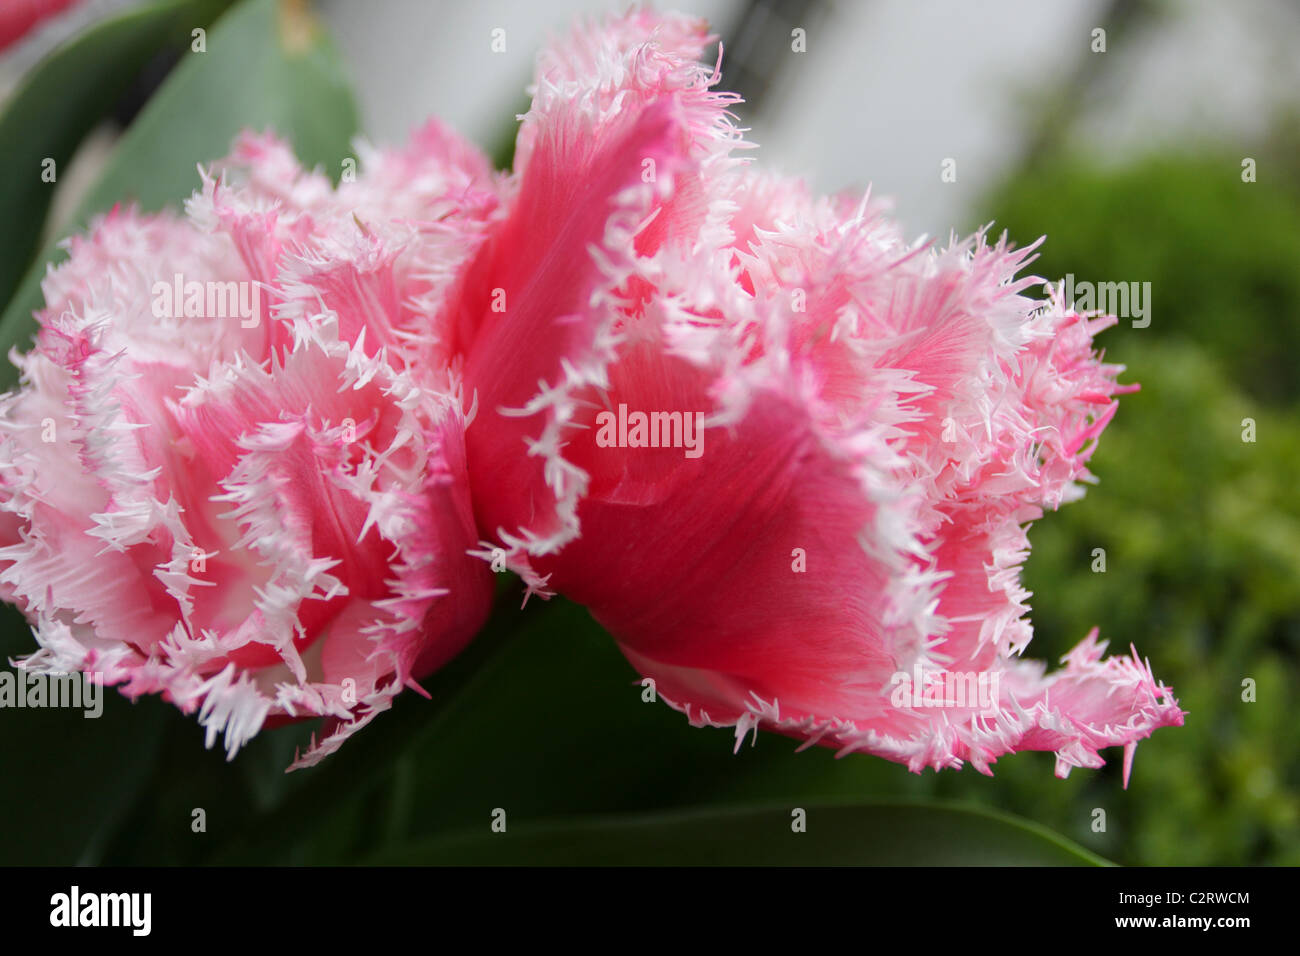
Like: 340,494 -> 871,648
451,10 -> 746,592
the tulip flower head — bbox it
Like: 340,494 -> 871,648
452,11 -> 1184,781
0,8 -> 1182,781
0,129 -> 498,766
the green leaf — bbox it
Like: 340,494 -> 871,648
0,0 -> 359,389
228,597 -> 936,864
207,580 -> 544,864
0,0 -> 231,313
0,604 -> 170,866
359,600 -> 933,851
329,599 -> 1100,867
371,801 -> 1113,866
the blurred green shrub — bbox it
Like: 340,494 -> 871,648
985,153 -> 1300,407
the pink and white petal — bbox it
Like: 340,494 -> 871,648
452,11 -> 746,579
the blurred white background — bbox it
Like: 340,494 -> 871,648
316,0 -> 1300,237
5,0 -> 1297,238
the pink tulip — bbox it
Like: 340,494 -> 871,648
453,11 -> 1183,780
0,0 -> 80,52
0,127 -> 498,765
1,7 -> 1183,781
